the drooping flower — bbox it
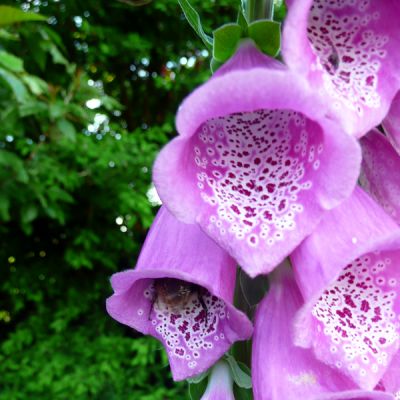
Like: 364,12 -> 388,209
360,129 -> 400,225
153,40 -> 361,278
200,360 -> 235,400
290,187 -> 400,390
282,0 -> 400,138
252,264 -> 399,400
383,92 -> 400,155
106,207 -> 253,381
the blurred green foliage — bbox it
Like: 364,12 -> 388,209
0,0 -> 238,398
0,0 -> 286,398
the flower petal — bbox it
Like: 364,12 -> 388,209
360,129 -> 400,225
200,360 -> 235,400
291,188 -> 400,389
252,264 -> 393,400
381,349 -> 400,398
153,43 -> 361,277
106,207 -> 252,381
283,0 -> 400,137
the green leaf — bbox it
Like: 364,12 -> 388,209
56,119 -> 76,142
0,67 -> 29,103
188,378 -> 208,400
0,150 -> 29,183
49,101 -> 66,120
248,20 -> 281,57
21,75 -> 48,95
0,6 -> 47,26
18,100 -> 48,118
21,204 -> 38,225
225,354 -> 252,389
0,50 -> 24,73
213,23 -> 243,63
48,43 -> 69,65
177,0 -> 213,50
0,28 -> 19,41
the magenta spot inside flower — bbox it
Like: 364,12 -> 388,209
191,109 -> 323,248
312,251 -> 400,382
307,0 -> 388,115
146,282 -> 229,371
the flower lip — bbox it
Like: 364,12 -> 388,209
252,264 -> 396,400
154,46 -> 361,276
291,187 -> 400,390
107,268 -> 253,381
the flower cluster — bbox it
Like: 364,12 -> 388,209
107,0 -> 400,398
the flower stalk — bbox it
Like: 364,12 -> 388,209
243,0 -> 274,22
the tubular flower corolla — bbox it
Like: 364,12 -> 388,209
106,207 -> 253,381
153,41 -> 361,277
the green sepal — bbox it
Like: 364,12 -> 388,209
210,57 -> 224,74
237,7 -> 248,33
213,23 -> 243,63
186,369 -> 210,384
234,385 -> 254,400
225,353 -> 252,389
178,0 -> 213,50
188,378 -> 208,400
248,19 -> 281,57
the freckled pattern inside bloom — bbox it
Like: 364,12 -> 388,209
307,0 -> 388,116
312,251 -> 400,383
191,109 -> 323,249
142,282 -> 229,371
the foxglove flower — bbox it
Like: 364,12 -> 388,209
283,0 -> 400,138
383,92 -> 400,154
153,41 -> 361,277
200,360 -> 235,400
360,129 -> 400,225
252,264 -> 399,400
290,187 -> 400,390
106,207 -> 252,381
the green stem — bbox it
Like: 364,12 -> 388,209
244,0 -> 274,22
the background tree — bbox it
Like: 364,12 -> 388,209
0,1 -> 236,398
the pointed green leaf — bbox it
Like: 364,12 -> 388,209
21,204 -> 38,225
0,67 -> 29,103
0,50 -> 24,73
56,119 -> 76,142
248,19 -> 281,57
0,6 -> 47,26
213,23 -> 243,63
21,75 -> 48,96
178,0 -> 213,50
